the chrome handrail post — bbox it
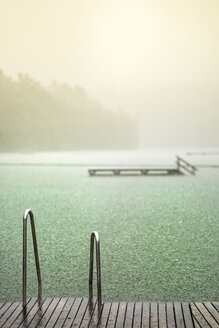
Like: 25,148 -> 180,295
89,231 -> 102,311
23,209 -> 42,309
96,238 -> 102,310
23,212 -> 27,309
89,234 -> 94,299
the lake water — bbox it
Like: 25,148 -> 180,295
0,150 -> 218,302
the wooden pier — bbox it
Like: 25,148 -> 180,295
88,168 -> 184,176
88,155 -> 197,177
0,298 -> 218,327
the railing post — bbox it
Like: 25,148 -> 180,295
176,156 -> 180,171
89,231 -> 102,311
23,209 -> 42,309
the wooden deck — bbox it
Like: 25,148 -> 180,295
88,155 -> 198,177
88,168 -> 184,176
0,298 -> 218,327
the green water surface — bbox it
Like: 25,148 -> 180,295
0,166 -> 218,302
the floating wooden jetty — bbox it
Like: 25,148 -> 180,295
0,298 -> 218,327
88,155 -> 197,177
88,167 -> 184,176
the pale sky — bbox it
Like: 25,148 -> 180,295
0,0 -> 219,147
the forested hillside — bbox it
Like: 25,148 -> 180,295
0,70 -> 138,152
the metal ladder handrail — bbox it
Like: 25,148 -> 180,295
176,155 -> 198,175
23,209 -> 42,309
89,231 -> 102,311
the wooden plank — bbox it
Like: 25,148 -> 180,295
142,302 -> 150,328
54,298 -> 75,327
174,302 -> 185,328
96,302 -> 111,328
194,303 -> 219,328
190,303 -> 210,328
115,302 -> 127,328
6,297 -> 37,327
14,298 -> 46,327
0,303 -> 6,311
105,302 -> 119,328
182,303 -> 194,328
71,298 -> 89,327
36,298 -> 60,327
159,302 -> 167,328
204,303 -> 219,324
28,298 -> 54,328
151,302 -> 158,328
0,301 -> 21,327
166,302 -> 176,328
0,302 -> 23,327
79,299 -> 97,328
123,302 -> 134,328
132,302 -> 142,328
87,301 -> 101,328
62,298 -> 83,328
193,318 -> 202,328
0,302 -> 13,318
212,303 -> 219,313
46,297 -> 68,327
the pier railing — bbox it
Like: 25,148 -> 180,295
23,209 -> 42,310
89,231 -> 102,311
176,155 -> 197,175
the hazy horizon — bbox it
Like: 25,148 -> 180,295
0,0 -> 219,148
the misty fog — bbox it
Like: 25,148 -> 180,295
0,0 -> 218,151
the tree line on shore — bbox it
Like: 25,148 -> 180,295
0,70 -> 138,152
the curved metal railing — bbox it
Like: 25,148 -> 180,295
23,209 -> 42,309
89,231 -> 102,311
176,155 -> 198,175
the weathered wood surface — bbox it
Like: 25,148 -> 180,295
0,298 -> 218,327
